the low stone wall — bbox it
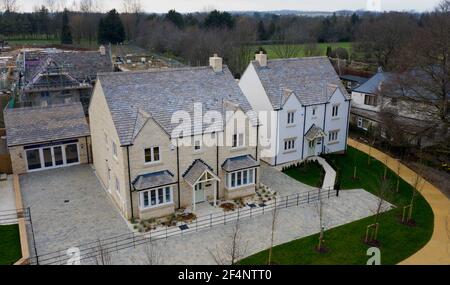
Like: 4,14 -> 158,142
12,174 -> 30,265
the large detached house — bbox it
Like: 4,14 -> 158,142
239,53 -> 351,166
89,55 -> 260,220
18,46 -> 113,113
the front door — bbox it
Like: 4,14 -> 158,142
195,183 -> 205,204
308,139 -> 316,157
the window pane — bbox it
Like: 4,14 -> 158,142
143,192 -> 149,207
249,169 -> 254,184
239,133 -> 244,146
26,149 -> 42,170
158,188 -> 164,204
237,171 -> 242,186
65,144 -> 79,164
243,170 -> 248,185
232,134 -> 237,147
231,173 -> 236,187
144,148 -> 152,162
151,190 -> 156,205
153,147 -> 160,161
165,187 -> 171,203
43,148 -> 53,167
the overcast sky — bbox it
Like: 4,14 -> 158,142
18,0 -> 443,13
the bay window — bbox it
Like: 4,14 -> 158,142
227,168 -> 256,189
140,186 -> 173,209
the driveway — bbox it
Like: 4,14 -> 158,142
20,165 -> 131,259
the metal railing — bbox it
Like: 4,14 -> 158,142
28,188 -> 338,265
0,208 -> 31,225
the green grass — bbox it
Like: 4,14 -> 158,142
283,161 -> 325,188
259,42 -> 353,59
240,147 -> 434,265
0,224 -> 22,265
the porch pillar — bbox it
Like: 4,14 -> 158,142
213,181 -> 217,206
192,185 -> 196,212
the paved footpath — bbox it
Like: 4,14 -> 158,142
348,138 -> 450,265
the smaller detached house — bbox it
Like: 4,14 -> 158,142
4,102 -> 91,174
239,53 -> 351,166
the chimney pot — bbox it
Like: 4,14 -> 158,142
255,51 -> 267,67
209,54 -> 223,73
99,45 -> 106,56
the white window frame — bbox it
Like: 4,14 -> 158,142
284,138 -> 296,151
25,142 -> 81,172
112,141 -> 118,159
227,168 -> 256,190
232,132 -> 245,149
193,139 -> 202,152
328,130 -> 339,143
140,186 -> 173,210
144,146 -> 161,164
332,104 -> 340,118
287,111 -> 295,125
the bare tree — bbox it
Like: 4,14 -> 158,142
403,172 -> 424,224
122,0 -> 142,14
1,0 -> 18,12
209,221 -> 248,265
88,239 -> 112,265
267,201 -> 279,265
315,188 -> 327,252
365,177 -> 391,244
132,238 -> 163,265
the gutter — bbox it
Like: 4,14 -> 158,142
126,146 -> 134,220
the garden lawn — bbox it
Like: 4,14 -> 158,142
260,42 -> 353,59
0,224 -> 22,265
240,147 -> 434,265
283,161 -> 324,188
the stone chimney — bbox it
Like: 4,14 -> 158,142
209,54 -> 223,73
255,51 -> 267,67
99,45 -> 106,56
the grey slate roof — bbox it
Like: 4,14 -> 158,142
251,56 -> 350,109
132,170 -> 176,191
340,74 -> 369,84
4,102 -> 90,147
24,50 -> 113,84
222,155 -> 259,172
97,66 -> 258,146
183,159 -> 217,186
353,71 -> 392,94
305,124 -> 326,141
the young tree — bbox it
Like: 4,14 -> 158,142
365,177 -> 391,244
209,221 -> 248,265
267,200 -> 279,265
315,188 -> 327,252
61,9 -> 72,44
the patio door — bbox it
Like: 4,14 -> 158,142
25,142 -> 80,172
194,183 -> 205,204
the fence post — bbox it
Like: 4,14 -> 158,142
307,192 -> 310,203
224,212 -> 226,225
237,207 -> 240,222
210,214 -> 212,228
262,204 -> 265,215
165,225 -> 168,239
250,206 -> 253,218
297,193 -> 299,206
336,188 -> 339,197
286,196 -> 289,208
132,232 -> 135,248
196,217 -> 198,232
328,188 -> 330,199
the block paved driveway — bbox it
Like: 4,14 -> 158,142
20,165 -> 131,260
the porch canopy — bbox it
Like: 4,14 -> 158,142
183,159 -> 220,210
132,170 -> 176,191
222,155 -> 259,172
305,124 -> 326,141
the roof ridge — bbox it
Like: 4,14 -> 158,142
98,65 -> 230,77
4,102 -> 82,112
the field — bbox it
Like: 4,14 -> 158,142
259,42 -> 353,59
